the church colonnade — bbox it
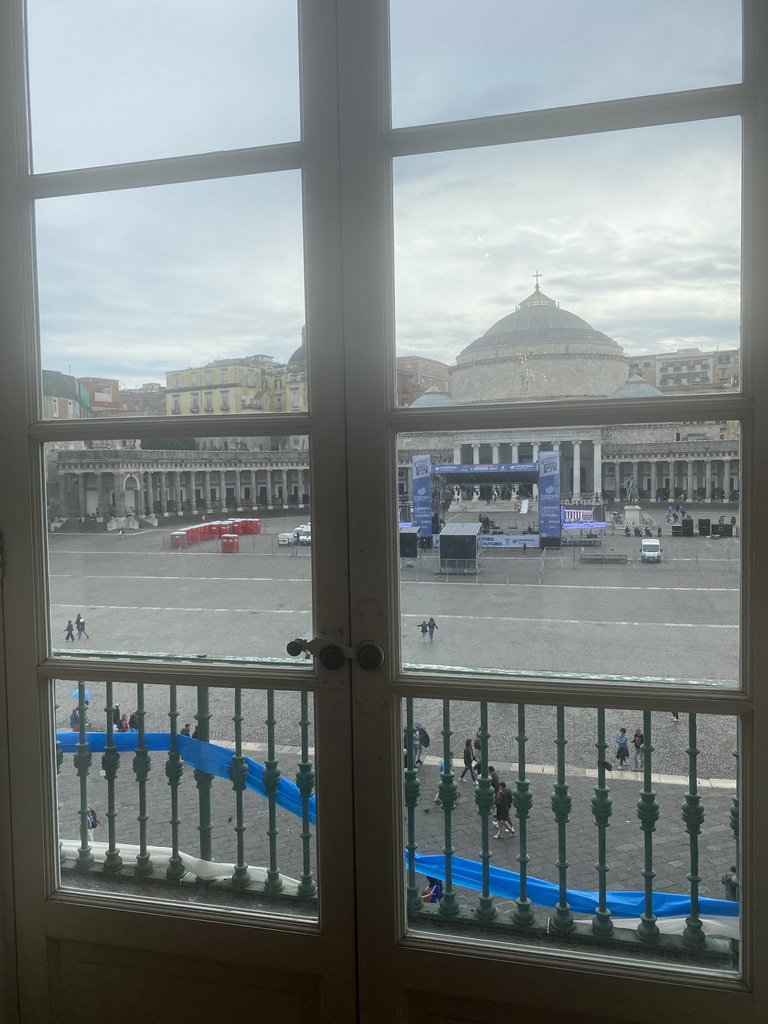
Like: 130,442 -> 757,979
58,464 -> 312,519
439,439 -> 740,502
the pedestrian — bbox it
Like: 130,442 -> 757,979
119,714 -> 129,733
69,707 -> 79,731
427,617 -> 438,642
118,527 -> 124,538
493,782 -> 515,838
522,542 -> 527,556
416,725 -> 430,765
64,620 -> 75,642
128,710 -> 139,732
473,734 -> 482,764
180,723 -> 191,737
631,728 -> 644,770
75,614 -> 89,639
721,865 -> 739,901
460,738 -> 477,785
417,620 -> 428,642
85,806 -> 100,842
488,766 -> 500,794
616,728 -> 630,769
670,710 -> 680,722
112,705 -> 121,729
421,876 -> 443,903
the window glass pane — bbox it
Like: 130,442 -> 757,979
35,174 -> 307,418
403,696 -> 740,976
390,0 -> 742,128
56,680 -> 317,922
46,434 -> 312,664
393,120 -> 741,408
398,425 -> 740,686
27,0 -> 300,172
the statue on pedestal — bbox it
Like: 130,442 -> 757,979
624,475 -> 639,505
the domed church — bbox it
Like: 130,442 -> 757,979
450,280 -> 629,403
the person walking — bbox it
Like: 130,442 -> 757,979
75,614 -> 89,639
631,728 -> 644,770
112,705 -> 121,729
493,782 -> 515,838
417,620 -> 428,643
128,710 -> 139,732
721,865 -> 739,901
64,620 -> 75,642
616,727 -> 630,769
427,617 -> 438,642
459,738 -> 477,785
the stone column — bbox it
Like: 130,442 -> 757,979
453,445 -> 461,464
687,460 -> 694,501
723,458 -> 731,500
472,444 -> 480,465
160,472 -> 168,516
491,443 -> 499,464
572,441 -> 581,497
236,471 -> 243,510
250,470 -> 257,507
705,460 -> 712,502
532,442 -> 540,462
593,440 -> 602,498
115,474 -> 126,517
511,443 -> 519,462
281,469 -> 288,505
77,473 -> 87,517
552,442 -> 560,452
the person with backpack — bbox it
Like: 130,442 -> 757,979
86,806 -> 100,842
493,782 -> 515,839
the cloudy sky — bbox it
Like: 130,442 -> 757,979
27,1 -> 742,389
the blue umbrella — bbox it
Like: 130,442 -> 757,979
70,688 -> 93,702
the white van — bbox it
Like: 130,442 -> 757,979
640,538 -> 662,563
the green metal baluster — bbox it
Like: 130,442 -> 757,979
102,681 -> 123,874
296,691 -> 316,898
132,684 -> 153,878
682,713 -> 705,949
473,701 -> 496,922
590,708 -> 613,937
550,706 -> 573,932
636,709 -> 660,943
729,737 -> 740,954
74,682 -> 94,871
404,697 -> 422,914
194,686 -> 213,864
512,704 -> 535,928
230,688 -> 251,889
56,701 -> 65,865
263,689 -> 283,894
165,685 -> 185,880
437,700 -> 459,917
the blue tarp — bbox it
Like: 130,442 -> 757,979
56,732 -> 316,824
410,852 -> 739,918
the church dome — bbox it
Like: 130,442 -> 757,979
610,374 -> 662,398
450,280 -> 629,404
460,286 -> 622,355
410,386 -> 456,408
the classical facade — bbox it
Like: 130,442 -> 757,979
52,448 -> 311,519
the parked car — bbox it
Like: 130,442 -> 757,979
277,533 -> 294,546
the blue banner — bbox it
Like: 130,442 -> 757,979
412,454 -> 432,536
57,732 -> 316,824
409,852 -> 738,918
538,450 -> 561,543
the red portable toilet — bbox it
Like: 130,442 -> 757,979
171,532 -> 185,549
229,519 -> 244,535
221,533 -> 239,553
